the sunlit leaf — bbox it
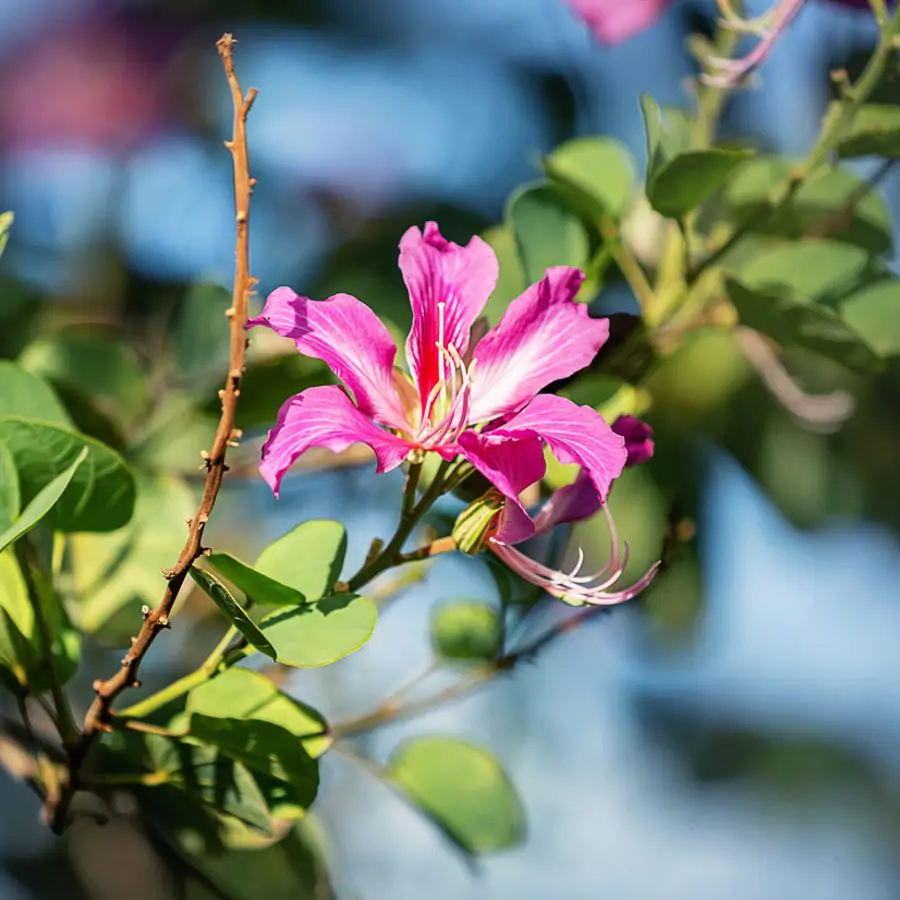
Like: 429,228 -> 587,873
0,442 -> 19,535
206,553 -> 306,608
388,737 -> 525,855
0,361 -> 71,426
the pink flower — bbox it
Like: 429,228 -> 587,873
488,470 -> 660,606
250,222 -> 627,536
611,415 -> 655,467
566,0 -> 669,44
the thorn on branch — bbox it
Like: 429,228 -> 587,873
157,615 -> 171,630
161,568 -> 176,580
141,605 -> 151,619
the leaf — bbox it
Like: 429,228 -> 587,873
187,668 -> 331,759
0,442 -> 20,535
730,239 -> 900,366
206,553 -> 306,608
542,137 -> 635,221
203,354 -> 331,429
19,330 -> 149,429
0,417 -> 135,533
649,149 -> 751,218
72,474 -> 195,635
0,211 -> 12,259
188,568 -> 276,660
639,94 -> 665,178
836,103 -> 900,159
723,157 -> 893,253
173,283 -> 233,384
254,520 -> 348,603
189,716 -> 319,804
430,601 -> 501,662
0,548 -> 79,692
0,361 -> 71,425
388,737 -> 525,855
507,181 -> 590,285
480,225 -> 527,326
259,594 -> 377,668
0,447 -> 87,553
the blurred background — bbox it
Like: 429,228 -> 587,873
2,0 -> 900,897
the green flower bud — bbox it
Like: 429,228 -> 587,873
451,488 -> 505,556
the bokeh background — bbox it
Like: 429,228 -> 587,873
2,0 -> 900,897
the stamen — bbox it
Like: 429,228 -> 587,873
437,301 -> 447,386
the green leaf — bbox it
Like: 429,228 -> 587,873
72,474 -> 195,635
507,181 -> 590,285
186,667 -> 331,759
0,446 -> 87,553
188,568 -> 276,660
0,548 -> 79,692
542,137 -> 635,221
173,282 -> 233,384
730,239 -> 900,366
0,417 -> 135,533
254,520 -> 348,603
207,553 -> 306,608
0,361 -> 71,425
388,737 -> 525,855
724,157 -> 893,253
639,94 -> 665,179
430,601 -> 501,662
189,716 -> 318,805
481,225 -> 527,326
259,594 -> 377,668
649,149 -> 751,218
836,103 -> 900,159
19,330 -> 149,429
0,212 -> 13,260
0,442 -> 20,535
204,354 -> 332,429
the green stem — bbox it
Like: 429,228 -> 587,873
599,217 -> 655,315
116,625 -> 238,719
346,459 -> 451,592
13,541 -> 79,748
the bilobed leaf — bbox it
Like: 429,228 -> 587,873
430,601 -> 501,662
0,361 -> 71,426
259,594 -> 377,668
724,157 -> 893,253
189,568 -> 276,660
388,737 -> 525,855
0,417 -> 135,533
837,103 -> 900,159
207,552 -> 306,607
19,330 -> 149,429
254,520 -> 348,602
187,668 -> 330,758
542,137 -> 635,221
507,181 -> 590,285
0,446 -> 87,553
648,148 -> 751,218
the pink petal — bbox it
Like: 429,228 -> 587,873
611,415 -> 655,467
489,394 -> 626,505
457,430 -> 546,544
260,386 -> 412,498
467,267 -> 608,424
567,0 -> 670,44
532,469 -> 602,535
248,287 -> 408,430
400,222 -> 498,407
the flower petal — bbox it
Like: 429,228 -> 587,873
488,394 -> 626,505
566,0 -> 669,45
248,287 -> 407,429
457,430 -> 546,544
400,222 -> 498,405
467,267 -> 608,424
532,469 -> 602,535
260,386 -> 412,498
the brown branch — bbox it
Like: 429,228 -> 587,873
46,34 -> 257,832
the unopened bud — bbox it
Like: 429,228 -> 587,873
451,489 -> 504,556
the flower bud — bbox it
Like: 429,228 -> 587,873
451,489 -> 505,556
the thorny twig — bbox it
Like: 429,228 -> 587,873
45,34 -> 257,832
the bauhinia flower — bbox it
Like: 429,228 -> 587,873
566,0 -> 875,87
612,415 -> 655,467
249,222 -> 629,541
487,469 -> 661,606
